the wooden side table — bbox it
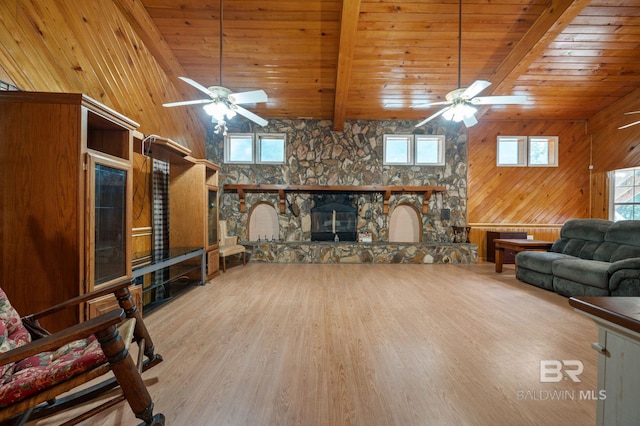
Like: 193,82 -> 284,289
493,239 -> 553,273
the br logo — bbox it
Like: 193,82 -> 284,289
540,360 -> 584,383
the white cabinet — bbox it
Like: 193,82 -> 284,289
570,297 -> 640,426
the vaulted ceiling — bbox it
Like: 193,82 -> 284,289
134,0 -> 640,131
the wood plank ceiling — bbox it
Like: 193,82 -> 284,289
138,0 -> 640,131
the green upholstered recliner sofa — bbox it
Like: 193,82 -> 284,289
515,219 -> 640,297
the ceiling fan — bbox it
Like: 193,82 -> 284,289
162,0 -> 268,134
618,111 -> 640,130
412,0 -> 526,128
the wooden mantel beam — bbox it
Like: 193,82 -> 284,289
223,184 -> 446,214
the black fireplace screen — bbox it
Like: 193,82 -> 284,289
311,194 -> 357,241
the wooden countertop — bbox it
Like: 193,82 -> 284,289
569,297 -> 640,335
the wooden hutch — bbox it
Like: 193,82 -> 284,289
0,92 -> 138,331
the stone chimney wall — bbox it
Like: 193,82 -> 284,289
207,119 -> 467,243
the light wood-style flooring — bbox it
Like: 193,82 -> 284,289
32,263 -> 598,425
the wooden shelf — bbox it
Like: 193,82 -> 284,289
133,131 -> 192,164
223,184 -> 446,214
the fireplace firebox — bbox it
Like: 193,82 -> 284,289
311,194 -> 357,241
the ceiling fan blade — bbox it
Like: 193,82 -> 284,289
461,80 -> 491,99
233,105 -> 268,126
178,76 -> 217,98
415,107 -> 450,127
228,90 -> 268,105
410,100 -> 451,108
470,95 -> 527,105
618,120 -> 640,130
463,114 -> 478,127
163,99 -> 213,108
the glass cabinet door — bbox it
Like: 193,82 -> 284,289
208,188 -> 218,247
87,153 -> 132,287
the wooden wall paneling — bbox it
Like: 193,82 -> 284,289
467,120 -> 591,225
590,171 -> 610,220
0,0 -> 206,157
589,87 -> 640,174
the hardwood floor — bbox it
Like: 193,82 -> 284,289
31,263 -> 598,425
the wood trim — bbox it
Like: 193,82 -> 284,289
223,184 -> 446,214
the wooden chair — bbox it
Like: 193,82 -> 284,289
219,220 -> 246,272
0,279 -> 164,425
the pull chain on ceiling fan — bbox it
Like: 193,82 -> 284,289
412,0 -> 526,128
163,0 -> 268,135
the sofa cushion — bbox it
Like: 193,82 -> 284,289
553,276 -> 610,297
516,251 -> 574,274
560,218 -> 612,241
610,245 -> 640,263
593,242 -> 621,262
562,239 -> 587,257
605,220 -> 640,246
552,258 -> 611,289
515,268 -> 555,291
579,240 -> 602,259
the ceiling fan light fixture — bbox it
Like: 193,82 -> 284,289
203,100 -> 236,121
444,102 -> 477,122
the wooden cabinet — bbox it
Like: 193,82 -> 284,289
169,157 -> 220,281
129,135 -> 220,311
0,92 -> 138,331
204,161 -> 221,280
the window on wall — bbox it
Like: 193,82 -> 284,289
384,135 -> 412,165
256,133 -> 286,164
225,133 -> 286,164
225,133 -> 254,163
415,135 -> 445,165
497,136 -> 527,166
528,136 -> 558,167
497,135 -> 558,167
383,134 -> 445,165
611,166 -> 640,220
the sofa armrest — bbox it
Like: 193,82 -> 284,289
608,257 -> 640,274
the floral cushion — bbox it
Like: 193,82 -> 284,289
0,288 -> 30,378
0,288 -> 106,407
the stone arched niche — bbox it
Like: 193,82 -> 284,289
248,202 -> 279,241
389,204 -> 422,242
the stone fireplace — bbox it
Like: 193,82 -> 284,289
311,193 -> 357,241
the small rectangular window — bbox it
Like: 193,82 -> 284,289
415,135 -> 445,166
256,133 -> 286,164
497,136 -> 527,166
528,136 -> 558,167
383,135 -> 413,165
225,133 -> 254,163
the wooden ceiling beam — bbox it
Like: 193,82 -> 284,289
476,0 -> 591,120
332,0 -> 361,132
